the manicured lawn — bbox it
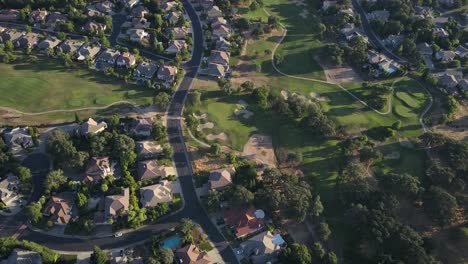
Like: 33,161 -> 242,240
0,57 -> 153,112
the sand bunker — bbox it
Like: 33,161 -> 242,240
234,109 -> 254,119
193,112 -> 208,119
242,134 -> 277,168
197,122 -> 214,131
206,133 -> 228,141
310,92 -> 328,102
281,90 -> 290,100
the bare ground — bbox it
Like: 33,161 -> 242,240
314,56 -> 362,84
433,100 -> 468,142
241,134 -> 277,168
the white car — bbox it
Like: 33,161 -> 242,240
114,233 -> 123,238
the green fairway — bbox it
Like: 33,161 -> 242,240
0,57 -> 153,112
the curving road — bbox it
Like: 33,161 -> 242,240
0,1 -> 238,263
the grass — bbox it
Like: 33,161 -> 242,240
0,57 -> 153,113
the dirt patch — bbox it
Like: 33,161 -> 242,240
433,100 -> 468,142
284,221 -> 313,245
309,92 -> 328,102
206,133 -> 228,141
193,112 -> 208,120
197,122 -> 215,131
242,134 -> 277,168
314,56 -> 362,84
188,145 -> 230,173
281,90 -> 290,100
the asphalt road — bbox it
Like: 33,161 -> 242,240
1,2 -> 239,263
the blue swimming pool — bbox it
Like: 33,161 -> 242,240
161,235 -> 182,249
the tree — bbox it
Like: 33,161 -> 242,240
44,170 -> 67,194
100,183 -> 109,193
90,246 -> 108,264
268,15 -> 280,29
279,243 -> 311,264
234,163 -> 257,190
324,251 -> 338,264
229,185 -> 254,208
4,40 -> 13,52
152,123 -> 167,142
311,243 -> 325,260
252,86 -> 269,109
379,173 -> 422,197
204,190 -> 222,213
179,218 -> 200,244
76,192 -> 88,208
424,186 -> 458,226
16,166 -> 32,184
155,92 -> 171,109
160,248 -> 174,264
210,144 -> 221,156
57,32 -> 66,40
101,36 -> 110,48
240,81 -> 255,92
274,53 -> 284,65
392,120 -> 402,130
310,195 -> 324,218
154,14 -> 163,28
46,129 -> 80,169
317,222 -> 331,241
26,202 -> 43,224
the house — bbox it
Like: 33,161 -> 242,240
105,188 -> 130,218
96,0 -> 115,14
157,64 -> 178,86
162,1 -> 179,11
378,60 -> 399,74
0,29 -> 24,43
13,33 -> 40,49
131,118 -> 153,137
224,206 -> 266,238
127,28 -> 149,43
171,27 -> 190,39
208,50 -> 230,69
122,0 -> 141,8
2,127 -> 34,150
80,118 -> 108,136
455,45 -> 468,58
130,6 -> 149,18
86,7 -> 104,17
201,63 -> 225,78
37,37 -> 61,53
127,17 -> 151,29
367,10 -> 390,21
212,24 -> 230,39
200,0 -> 214,9
435,50 -> 456,62
434,27 -> 449,38
82,21 -> 107,33
176,244 -> 213,264
0,9 -> 20,21
240,231 -> 285,264
165,40 -> 188,54
0,174 -> 20,205
135,141 -> 163,159
3,249 -> 42,264
415,6 -> 432,18
138,160 -> 175,180
84,157 -> 113,183
57,39 -> 84,55
211,16 -> 227,28
206,5 -> 223,18
46,12 -> 68,29
215,37 -> 231,51
416,42 -> 433,56
43,196 -> 73,225
29,9 -> 49,23
76,44 -> 102,61
116,52 -> 136,68
438,73 -> 458,91
322,0 -> 337,10
382,35 -> 404,49
96,48 -> 120,64
133,62 -> 158,80
209,167 -> 234,190
140,180 -> 173,207
165,11 -> 181,25
458,79 -> 468,91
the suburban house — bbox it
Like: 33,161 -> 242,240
455,45 -> 468,58
124,17 -> 151,29
0,29 -> 24,43
416,42 -> 433,56
139,180 -> 173,207
458,79 -> 468,91
367,10 -> 390,21
414,6 -> 432,18
378,60 -> 399,75
211,16 -> 227,28
199,0 -> 214,9
80,118 -> 108,136
45,12 -> 68,29
0,174 -> 20,205
0,9 -> 20,21
224,206 -> 266,238
28,9 -> 49,23
75,44 -> 102,61
3,249 -> 42,264
57,39 -> 84,55
138,160 -> 175,180
435,50 -> 456,62
165,40 -> 188,54
322,0 -> 337,10
434,27 -> 449,38
127,28 -> 149,43
96,48 -> 120,64
82,21 -> 107,33
208,50 -> 229,69
84,157 -> 114,183
2,127 -> 34,150
208,167 -> 234,190
105,188 -> 130,219
162,1 -> 179,11
37,37 -> 61,53
239,231 -> 285,264
157,64 -> 178,86
116,52 -> 136,68
133,62 -> 158,81
165,11 -> 181,25
382,35 -> 404,50
215,37 -> 231,51
43,196 -> 73,225
130,118 -> 153,137
171,27 -> 190,39
212,23 -> 230,39
96,0 -> 115,14
438,73 -> 459,91
86,8 -> 104,17
122,0 -> 141,8
130,6 -> 149,18
135,141 -> 163,159
201,63 -> 225,78
206,5 -> 223,18
176,244 -> 213,264
13,33 -> 40,49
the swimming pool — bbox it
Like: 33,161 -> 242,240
161,235 -> 182,249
